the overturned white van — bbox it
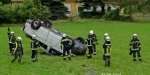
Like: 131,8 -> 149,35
22,19 -> 87,55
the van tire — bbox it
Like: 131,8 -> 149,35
31,20 -> 41,30
44,20 -> 52,28
76,37 -> 85,44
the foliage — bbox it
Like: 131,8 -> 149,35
79,11 -> 104,19
41,0 -> 69,20
103,8 -> 130,21
138,0 -> 150,14
0,0 -> 11,4
0,0 -> 51,24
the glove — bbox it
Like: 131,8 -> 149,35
129,48 -> 132,55
85,42 -> 87,44
61,46 -> 62,49
103,54 -> 105,60
22,51 -> 24,55
139,47 -> 141,51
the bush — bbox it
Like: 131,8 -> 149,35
79,11 -> 104,19
103,8 -> 130,21
0,0 -> 51,24
102,8 -> 120,21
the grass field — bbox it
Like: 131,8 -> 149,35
0,20 -> 150,75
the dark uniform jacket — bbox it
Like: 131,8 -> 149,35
61,38 -> 70,49
130,38 -> 141,50
86,37 -> 94,47
31,39 -> 40,50
103,41 -> 111,56
87,34 -> 98,45
9,35 -> 16,44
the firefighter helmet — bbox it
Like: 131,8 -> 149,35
104,33 -> 108,37
32,35 -> 36,39
17,37 -> 22,41
106,36 -> 110,41
133,34 -> 137,36
89,30 -> 94,34
62,34 -> 67,37
11,31 -> 14,34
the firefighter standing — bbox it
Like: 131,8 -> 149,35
61,34 -> 71,60
11,37 -> 23,63
31,35 -> 40,62
103,36 -> 111,66
9,31 -> 16,55
129,34 -> 142,61
87,30 -> 98,55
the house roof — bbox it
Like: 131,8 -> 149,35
11,0 -> 23,3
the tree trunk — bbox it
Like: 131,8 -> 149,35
101,3 -> 105,13
129,3 -> 133,21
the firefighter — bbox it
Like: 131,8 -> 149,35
104,33 -> 108,41
86,30 -> 95,59
103,36 -> 111,67
87,30 -> 98,55
31,35 -> 40,62
11,37 -> 23,63
129,34 -> 142,61
61,34 -> 71,60
9,31 -> 16,55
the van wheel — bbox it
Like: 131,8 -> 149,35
31,20 -> 41,30
76,37 -> 85,44
44,20 -> 52,28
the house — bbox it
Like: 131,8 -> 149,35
63,0 -> 119,16
63,0 -> 82,16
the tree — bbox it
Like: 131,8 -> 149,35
41,0 -> 69,20
102,0 -> 143,21
0,0 -> 11,4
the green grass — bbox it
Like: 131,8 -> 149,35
0,20 -> 150,75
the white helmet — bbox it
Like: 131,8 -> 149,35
32,35 -> 36,39
133,34 -> 137,36
104,33 -> 108,37
11,31 -> 14,34
62,34 -> 67,37
89,30 -> 94,34
106,36 -> 110,41
17,37 -> 22,41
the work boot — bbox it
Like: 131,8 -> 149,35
90,55 -> 92,58
63,58 -> 66,60
87,56 -> 90,59
18,59 -> 21,63
11,59 -> 15,63
133,59 -> 136,61
139,59 -> 142,62
108,60 -> 111,66
32,60 -> 36,62
93,52 -> 96,55
68,57 -> 71,60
